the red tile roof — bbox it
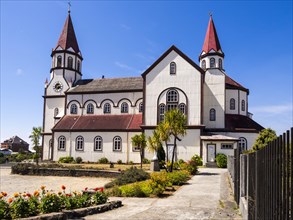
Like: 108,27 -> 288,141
225,73 -> 249,93
202,16 -> 222,54
55,13 -> 80,53
53,114 -> 142,132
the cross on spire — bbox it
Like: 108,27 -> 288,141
68,1 -> 71,14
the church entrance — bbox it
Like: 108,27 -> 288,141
207,144 -> 216,162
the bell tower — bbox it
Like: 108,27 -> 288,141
199,15 -> 224,71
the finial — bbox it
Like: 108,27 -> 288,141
209,12 -> 213,17
68,1 -> 71,14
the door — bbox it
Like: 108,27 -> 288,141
207,144 -> 216,162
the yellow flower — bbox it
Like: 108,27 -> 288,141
0,193 -> 3,199
34,190 -> 39,197
58,191 -> 62,195
22,193 -> 27,197
46,192 -> 51,196
40,185 -> 46,190
13,192 -> 19,198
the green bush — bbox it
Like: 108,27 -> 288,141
128,160 -> 134,165
104,167 -> 150,188
98,157 -> 109,164
191,154 -> 203,166
11,163 -> 37,175
180,160 -> 198,175
177,159 -> 185,164
216,154 -> 227,168
9,195 -> 39,218
92,191 -> 108,205
142,158 -> 150,164
120,183 -> 146,197
167,170 -> 190,186
75,157 -> 83,164
0,152 -> 4,157
40,193 -> 62,213
0,199 -> 11,219
58,156 -> 74,163
117,159 -> 122,164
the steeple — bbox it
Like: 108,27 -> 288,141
55,12 -> 80,53
199,15 -> 224,70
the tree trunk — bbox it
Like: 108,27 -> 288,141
165,141 -> 168,162
170,137 -> 177,172
140,148 -> 143,169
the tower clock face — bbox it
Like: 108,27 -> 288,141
53,81 -> 63,92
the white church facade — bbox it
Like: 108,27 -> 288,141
42,11 -> 263,165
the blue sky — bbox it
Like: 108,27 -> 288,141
1,1 -> 292,147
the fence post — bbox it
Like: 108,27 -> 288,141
247,153 -> 255,220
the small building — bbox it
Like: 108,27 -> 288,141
1,136 -> 29,153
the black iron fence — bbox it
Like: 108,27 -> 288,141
228,127 -> 292,220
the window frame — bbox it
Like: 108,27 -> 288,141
58,136 -> 66,151
94,136 -> 103,151
77,60 -> 81,72
103,103 -> 111,114
179,103 -> 186,114
121,102 -> 129,113
241,100 -> 246,111
221,143 -> 233,149
210,58 -> 215,68
170,62 -> 176,75
238,137 -> 247,152
70,104 -> 77,114
159,103 -> 165,122
219,58 -> 223,69
67,56 -> 73,69
201,60 -> 206,70
54,108 -> 59,117
75,136 -> 84,151
57,55 -> 62,67
230,98 -> 236,110
86,103 -> 94,114
210,108 -> 216,121
113,136 -> 122,151
139,102 -> 143,113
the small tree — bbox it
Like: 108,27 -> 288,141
156,123 -> 170,162
29,127 -> 42,165
253,128 -> 277,151
131,133 -> 147,169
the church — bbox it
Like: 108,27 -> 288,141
41,10 -> 263,165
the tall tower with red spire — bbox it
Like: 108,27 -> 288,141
199,15 -> 224,70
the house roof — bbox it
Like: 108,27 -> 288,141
53,114 -> 142,131
225,114 -> 264,132
201,16 -> 222,54
142,45 -> 204,78
224,72 -> 249,93
67,77 -> 143,94
2,136 -> 29,146
54,13 -> 80,53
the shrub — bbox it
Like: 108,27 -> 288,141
142,158 -> 150,164
98,157 -> 109,164
75,157 -> 83,164
216,154 -> 227,168
181,160 -> 198,175
157,143 -> 166,165
191,154 -> 203,166
167,170 -> 190,186
117,159 -> 122,164
128,160 -> 134,165
104,167 -> 150,188
0,152 -> 4,157
40,193 -> 62,213
58,156 -> 74,163
9,195 -> 39,218
11,163 -> 37,175
0,199 -> 10,219
92,191 -> 108,205
120,183 -> 146,197
177,159 -> 185,164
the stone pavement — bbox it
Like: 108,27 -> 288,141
85,168 -> 229,220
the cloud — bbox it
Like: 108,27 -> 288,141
250,103 -> 292,114
120,24 -> 131,30
115,62 -> 141,74
16,68 -> 23,75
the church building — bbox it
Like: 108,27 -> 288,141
42,10 -> 263,165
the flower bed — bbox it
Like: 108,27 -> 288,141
0,185 -> 120,219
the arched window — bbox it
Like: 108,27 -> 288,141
210,58 -> 215,68
201,60 -> 206,70
58,136 -> 66,150
230,98 -> 235,110
121,102 -> 128,113
167,89 -> 178,111
139,102 -> 143,113
219,59 -> 223,69
77,60 -> 81,72
103,103 -> 111,114
238,137 -> 247,152
57,56 -> 62,67
170,62 -> 176,75
76,136 -> 84,151
159,103 -> 165,122
70,104 -> 77,114
241,100 -> 246,111
113,136 -> 122,151
94,136 -> 103,151
179,103 -> 186,114
87,103 -> 94,114
54,108 -> 59,117
210,108 -> 216,121
67,56 -> 73,69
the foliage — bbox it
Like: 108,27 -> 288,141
132,133 -> 147,169
98,157 -> 109,164
29,126 -> 42,165
8,152 -> 34,162
216,154 -> 227,168
75,157 -> 83,164
0,199 -> 11,219
191,154 -> 203,166
105,167 -> 150,188
128,160 -> 134,165
59,156 -> 75,163
180,160 -> 198,175
167,170 -> 190,186
0,152 -> 4,157
142,158 -> 150,164
11,163 -> 37,175
253,128 -> 277,151
40,193 -> 62,213
92,191 -> 108,205
157,143 -> 166,166
117,159 -> 123,164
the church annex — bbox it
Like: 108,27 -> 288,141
42,10 -> 263,165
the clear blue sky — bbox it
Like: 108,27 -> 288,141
1,1 -> 292,147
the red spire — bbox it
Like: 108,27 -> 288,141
55,13 -> 80,53
201,16 -> 222,54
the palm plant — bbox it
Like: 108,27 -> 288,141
156,123 -> 170,162
29,126 -> 42,165
131,133 -> 147,169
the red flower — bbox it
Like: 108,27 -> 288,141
66,193 -> 72,197
100,187 -> 104,193
84,187 -> 88,191
26,193 -> 31,198
61,185 -> 66,190
94,187 -> 99,191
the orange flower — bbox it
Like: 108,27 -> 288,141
58,191 -> 62,195
22,193 -> 27,197
34,190 -> 39,197
8,198 -> 13,203
61,185 -> 66,190
13,192 -> 19,198
40,185 -> 46,190
1,192 -> 7,197
0,193 -> 3,199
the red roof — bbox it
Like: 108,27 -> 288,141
53,114 -> 142,131
225,74 -> 249,93
202,16 -> 222,54
225,114 -> 264,132
55,13 -> 80,53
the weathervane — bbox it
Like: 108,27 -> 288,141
209,11 -> 212,17
68,1 -> 71,14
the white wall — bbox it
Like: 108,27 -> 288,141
144,50 -> 202,126
225,89 -> 239,114
216,132 -> 259,150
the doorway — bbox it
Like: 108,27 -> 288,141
207,144 -> 216,162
